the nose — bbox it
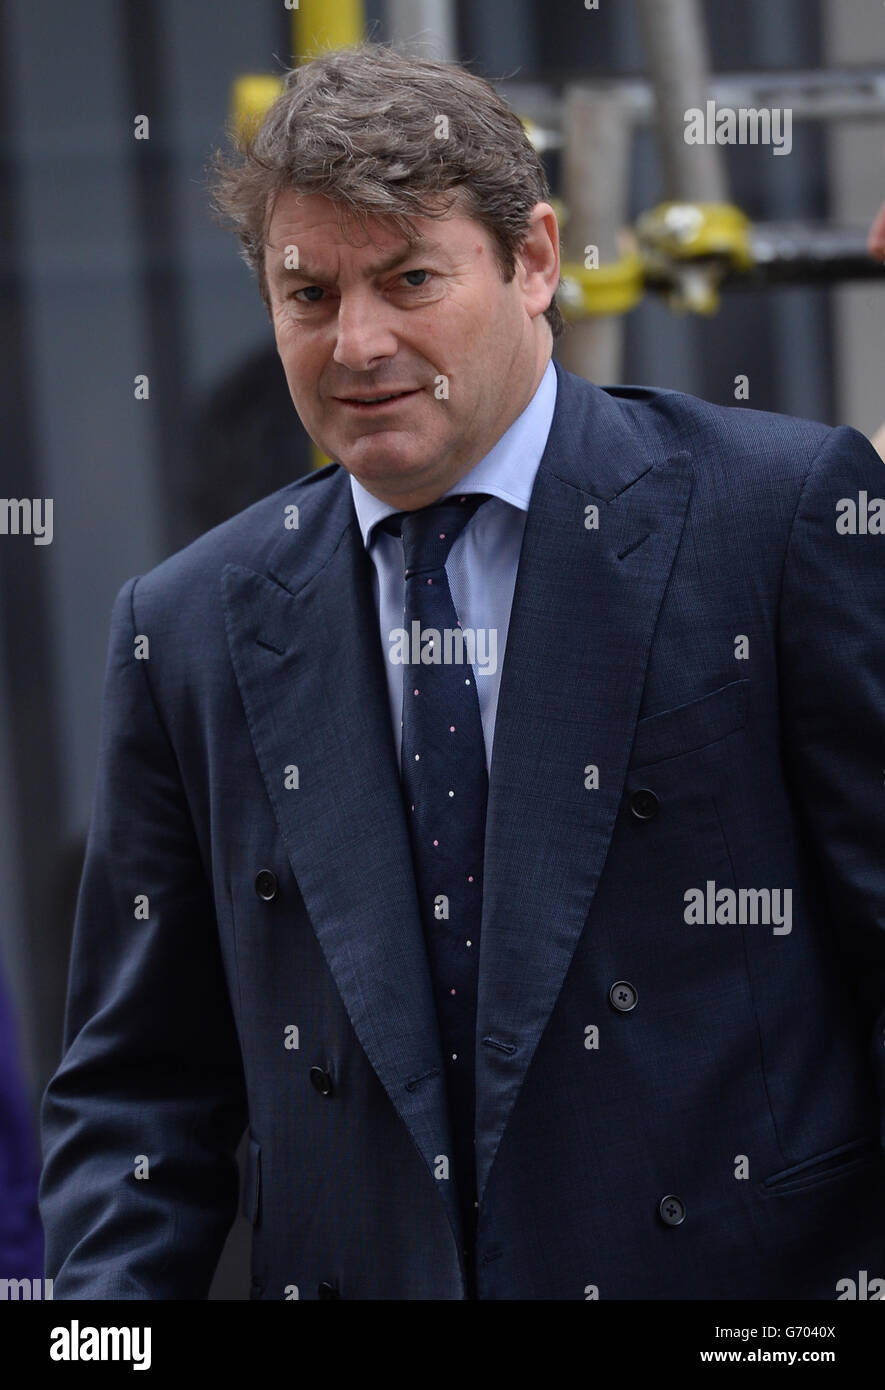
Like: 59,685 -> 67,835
332,291 -> 398,372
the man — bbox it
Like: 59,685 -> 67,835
40,42 -> 885,1300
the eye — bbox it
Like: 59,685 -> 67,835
288,269 -> 431,303
291,285 -> 325,303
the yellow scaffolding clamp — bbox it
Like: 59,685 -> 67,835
635,201 -> 754,315
558,243 -> 645,319
519,116 -> 642,319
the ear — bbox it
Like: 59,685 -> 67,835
515,203 -> 560,321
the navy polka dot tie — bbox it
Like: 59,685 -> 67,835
379,492 -> 490,1282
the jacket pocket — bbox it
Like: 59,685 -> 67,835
761,1136 -> 883,1196
242,1136 -> 262,1225
628,678 -> 749,770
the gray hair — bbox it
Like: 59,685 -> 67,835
208,41 -> 564,339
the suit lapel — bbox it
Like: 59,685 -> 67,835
221,478 -> 462,1249
474,364 -> 693,1202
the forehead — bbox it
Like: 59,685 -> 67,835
264,188 -> 487,267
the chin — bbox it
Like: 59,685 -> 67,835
352,442 -> 428,470
352,460 -> 424,485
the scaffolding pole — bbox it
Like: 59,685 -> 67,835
633,0 -> 728,203
558,87 -> 633,384
387,0 -> 458,62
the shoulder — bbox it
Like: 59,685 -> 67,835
595,377 -> 835,482
123,462 -> 346,620
552,363 -> 877,543
554,363 -> 874,503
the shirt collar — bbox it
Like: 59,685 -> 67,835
349,356 -> 558,550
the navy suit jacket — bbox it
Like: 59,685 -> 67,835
40,360 -> 885,1299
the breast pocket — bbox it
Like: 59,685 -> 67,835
628,678 -> 749,770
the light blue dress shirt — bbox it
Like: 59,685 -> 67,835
349,356 -> 558,771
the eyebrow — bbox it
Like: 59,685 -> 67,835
268,237 -> 448,285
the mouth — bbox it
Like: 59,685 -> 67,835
335,387 -> 423,412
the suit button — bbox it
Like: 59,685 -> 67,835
659,1194 -> 686,1226
609,980 -> 638,1012
309,1066 -> 334,1096
630,788 -> 659,820
254,869 -> 277,901
318,1280 -> 339,1299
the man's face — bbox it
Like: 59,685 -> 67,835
264,189 -> 559,509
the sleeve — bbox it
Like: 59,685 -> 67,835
39,576 -> 248,1298
777,424 -> 885,1149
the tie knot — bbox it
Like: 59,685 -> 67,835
377,493 -> 490,576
